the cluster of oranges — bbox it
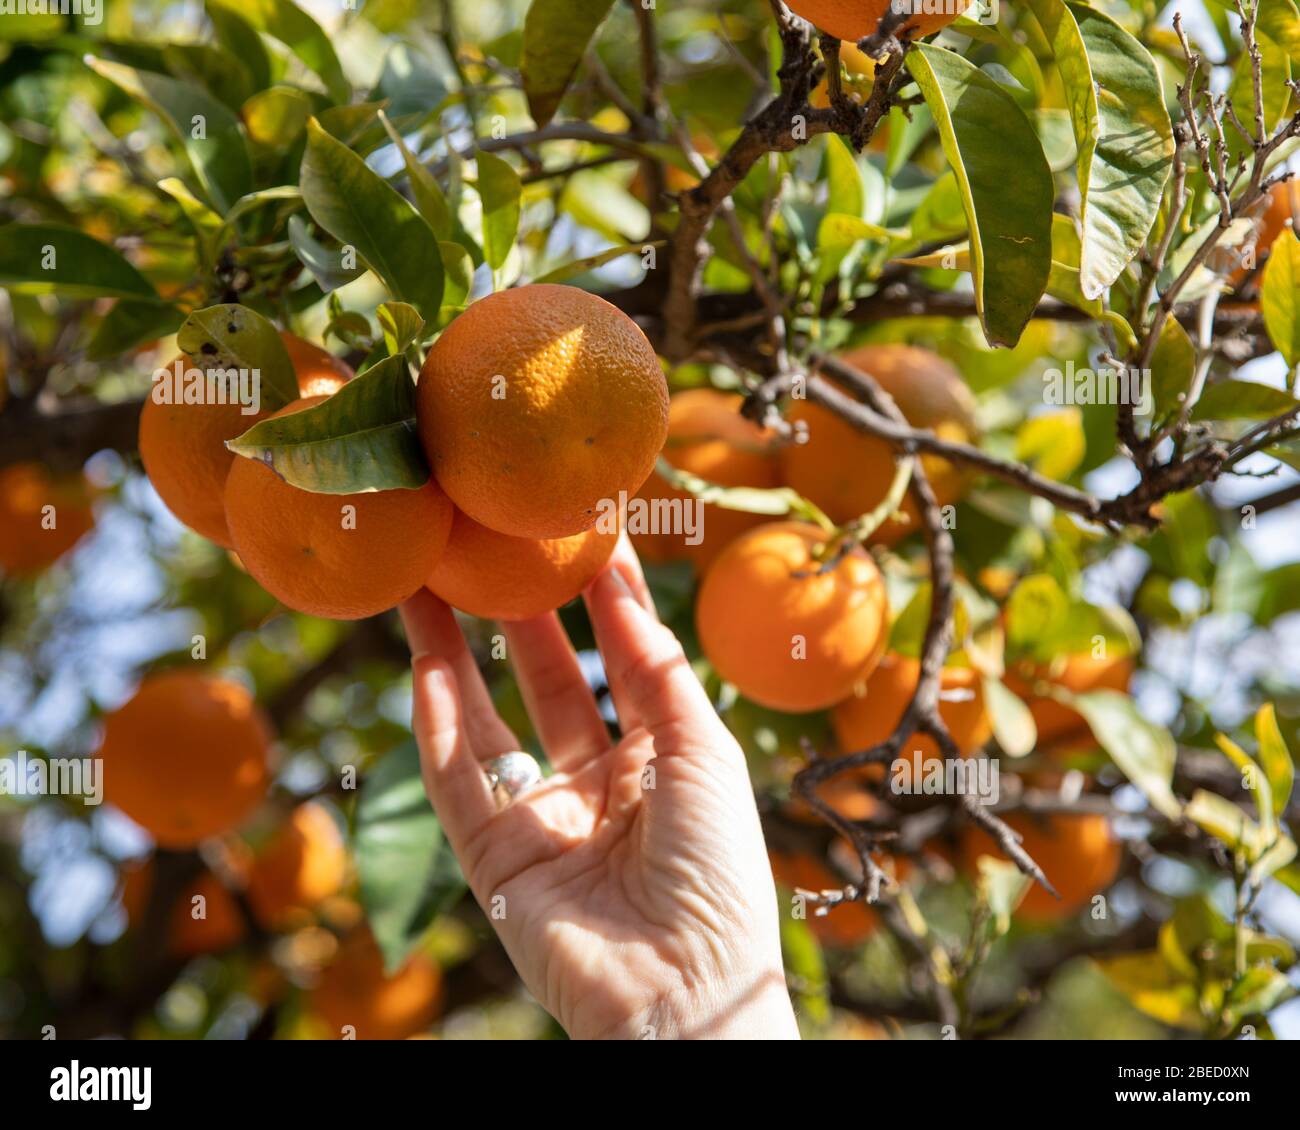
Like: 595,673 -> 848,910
139,284 -> 668,623
100,669 -> 440,1038
628,340 -> 1132,936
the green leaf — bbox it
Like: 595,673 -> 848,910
378,110 -> 453,240
84,56 -> 253,214
177,304 -> 300,411
1191,380 -> 1300,422
1261,227 -> 1300,368
287,215 -> 365,293
906,43 -> 1053,347
355,742 -> 465,972
1255,704 -> 1296,833
975,857 -> 1032,935
1149,315 -> 1197,422
206,0 -> 271,93
475,150 -> 522,272
520,0 -> 618,127
242,85 -> 314,149
1015,408 -> 1086,481
439,241 -> 474,309
983,676 -> 1037,758
1225,967 -> 1295,1026
87,300 -> 184,362
0,224 -> 160,300
1027,1 -> 1174,300
1185,789 -> 1266,857
213,0 -> 349,104
227,355 -> 429,493
1073,690 -> 1181,820
1094,952 -> 1203,1030
533,240 -> 663,284
818,213 -> 906,251
824,134 -> 864,219
300,118 -> 445,317
376,301 -> 424,355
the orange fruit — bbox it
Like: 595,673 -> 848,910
120,861 -> 247,956
832,654 -> 991,778
1005,652 -> 1134,748
247,802 -> 348,928
138,331 -> 351,547
416,284 -> 669,540
427,507 -> 617,621
696,521 -> 889,712
0,462 -> 96,575
632,388 -> 779,572
811,40 -> 876,109
786,0 -> 969,42
224,397 -> 454,620
99,671 -> 272,849
1229,179 -> 1300,286
169,872 -> 248,956
779,344 -> 978,544
308,929 -> 443,1040
960,811 -> 1121,922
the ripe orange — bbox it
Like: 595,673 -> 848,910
780,345 -> 977,544
138,331 -> 351,547
416,284 -> 669,540
98,671 -> 272,849
120,862 -> 247,956
832,654 -> 991,778
247,802 -> 348,928
308,929 -> 443,1040
960,811 -> 1121,922
1229,179 -> 1300,286
0,462 -> 96,576
170,872 -> 248,956
787,0 -> 969,42
632,388 -> 779,572
427,507 -> 618,621
810,40 -> 876,109
1005,652 -> 1134,748
696,521 -> 889,712
224,397 -> 455,620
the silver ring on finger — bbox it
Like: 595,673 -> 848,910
485,752 -> 543,810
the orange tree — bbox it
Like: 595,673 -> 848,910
0,0 -> 1298,1041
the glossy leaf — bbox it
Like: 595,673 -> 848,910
227,355 -> 429,493
376,301 -> 424,355
1028,1 -> 1174,299
287,215 -> 366,293
521,0 -> 617,127
1254,704 -> 1296,833
1149,315 -> 1196,422
354,741 -> 465,972
378,110 -> 453,241
533,240 -> 664,284
1191,380 -> 1300,422
983,677 -> 1037,758
177,304 -> 299,411
1261,227 -> 1300,368
213,0 -> 349,104
906,43 -> 1053,347
1072,690 -> 1181,820
475,150 -> 522,272
0,224 -> 159,300
300,118 -> 445,317
84,56 -> 253,214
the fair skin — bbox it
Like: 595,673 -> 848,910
398,537 -> 800,1040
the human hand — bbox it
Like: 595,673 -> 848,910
398,538 -> 799,1040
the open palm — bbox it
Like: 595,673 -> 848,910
399,539 -> 797,1040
